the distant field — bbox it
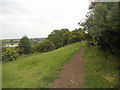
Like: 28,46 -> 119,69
4,43 -> 19,45
2,42 -> 86,88
83,46 -> 118,88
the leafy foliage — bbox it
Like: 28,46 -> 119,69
2,47 -> 19,62
80,2 -> 120,56
47,29 -> 69,48
14,46 -> 24,55
34,39 -> 55,52
19,36 -> 32,54
62,28 -> 85,45
62,32 -> 70,46
68,29 -> 85,44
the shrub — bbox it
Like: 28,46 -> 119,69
34,40 -> 55,52
14,46 -> 24,55
2,47 -> 19,62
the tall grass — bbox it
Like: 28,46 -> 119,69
2,42 -> 86,88
83,46 -> 118,88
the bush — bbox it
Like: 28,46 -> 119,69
2,47 -> 19,62
34,40 -> 55,52
14,46 -> 24,55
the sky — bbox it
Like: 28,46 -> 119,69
0,0 -> 90,39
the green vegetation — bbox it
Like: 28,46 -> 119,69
62,32 -> 70,46
2,1 -> 120,88
19,36 -> 32,54
2,42 -> 86,88
34,39 -> 55,52
80,2 -> 120,56
2,47 -> 19,62
83,46 -> 118,88
79,3 -> 120,87
67,29 -> 85,44
47,29 -> 69,48
14,46 -> 24,55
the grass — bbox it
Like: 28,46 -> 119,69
2,42 -> 86,88
83,46 -> 118,88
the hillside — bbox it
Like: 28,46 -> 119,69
2,42 -> 86,88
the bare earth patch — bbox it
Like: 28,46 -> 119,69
51,48 -> 85,88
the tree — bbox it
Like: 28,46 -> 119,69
47,29 -> 69,48
80,2 -> 120,55
19,36 -> 32,54
68,28 -> 85,44
62,32 -> 70,46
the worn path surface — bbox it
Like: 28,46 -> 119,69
51,48 -> 85,88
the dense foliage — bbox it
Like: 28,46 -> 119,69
62,32 -> 70,46
68,28 -> 85,44
2,47 -> 19,62
19,36 -> 32,54
62,28 -> 85,45
34,39 -> 55,52
14,46 -> 24,55
80,2 -> 120,56
47,29 -> 69,48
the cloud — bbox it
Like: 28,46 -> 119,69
1,0 -> 89,39
0,0 -> 27,15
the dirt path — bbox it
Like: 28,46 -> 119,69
51,48 -> 85,88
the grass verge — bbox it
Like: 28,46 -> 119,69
2,42 -> 86,88
83,46 -> 118,88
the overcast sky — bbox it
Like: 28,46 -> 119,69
0,0 -> 90,39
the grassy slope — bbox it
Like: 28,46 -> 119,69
2,42 -> 86,88
83,46 -> 118,88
